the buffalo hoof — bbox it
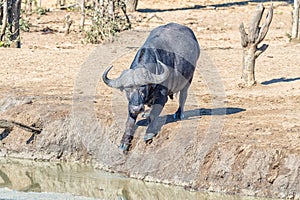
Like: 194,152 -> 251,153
173,113 -> 184,120
120,134 -> 133,152
142,112 -> 150,118
144,133 -> 156,143
145,138 -> 153,145
119,143 -> 130,152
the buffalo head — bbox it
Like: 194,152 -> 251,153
102,61 -> 169,115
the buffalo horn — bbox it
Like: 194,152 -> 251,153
102,61 -> 169,88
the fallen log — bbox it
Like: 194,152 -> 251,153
0,119 -> 42,134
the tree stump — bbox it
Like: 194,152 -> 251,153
79,0 -> 85,30
64,14 -> 73,36
292,0 -> 300,39
239,3 -> 273,86
126,0 -> 138,12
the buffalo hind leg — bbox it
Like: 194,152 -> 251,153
174,84 -> 190,120
144,91 -> 168,143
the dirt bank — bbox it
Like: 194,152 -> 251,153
0,0 -> 299,199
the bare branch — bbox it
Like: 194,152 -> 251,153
99,0 -> 104,16
249,3 -> 264,43
255,44 -> 269,58
0,119 -> 42,134
239,22 -> 248,47
256,4 -> 273,45
108,0 -> 115,19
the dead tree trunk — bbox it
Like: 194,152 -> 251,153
292,0 -> 300,39
108,0 -> 115,19
11,0 -> 21,48
126,0 -> 138,12
0,0 -> 21,48
0,0 -> 8,42
239,3 -> 273,86
80,0 -> 85,30
0,3 -> 2,22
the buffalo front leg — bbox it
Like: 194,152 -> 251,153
144,92 -> 168,143
120,113 -> 137,151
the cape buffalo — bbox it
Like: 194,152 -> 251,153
102,23 -> 200,151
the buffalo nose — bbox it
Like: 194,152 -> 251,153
131,105 -> 144,113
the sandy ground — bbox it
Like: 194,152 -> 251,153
1,0 -> 299,150
0,0 -> 299,198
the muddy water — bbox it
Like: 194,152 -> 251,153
0,158 -> 272,200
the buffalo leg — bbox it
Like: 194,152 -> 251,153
144,91 -> 168,142
120,113 -> 137,151
174,84 -> 190,120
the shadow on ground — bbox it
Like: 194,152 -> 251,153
138,0 -> 291,13
137,107 -> 246,126
261,77 -> 300,85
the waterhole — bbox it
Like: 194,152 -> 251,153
0,158 -> 272,200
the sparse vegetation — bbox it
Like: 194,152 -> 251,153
35,6 -> 48,16
286,32 -> 292,42
84,0 -> 131,44
19,18 -> 30,32
0,24 -> 12,47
